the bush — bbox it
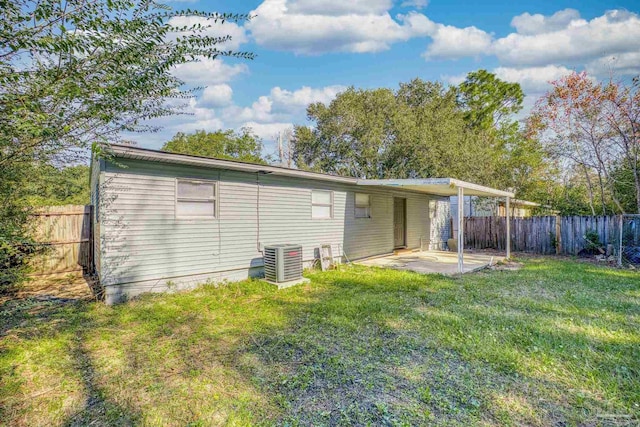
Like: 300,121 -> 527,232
584,229 -> 602,251
0,165 -> 46,293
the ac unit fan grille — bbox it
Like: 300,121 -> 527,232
263,244 -> 303,283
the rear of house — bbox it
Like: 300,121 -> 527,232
91,145 -> 452,303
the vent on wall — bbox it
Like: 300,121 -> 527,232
264,244 -> 303,283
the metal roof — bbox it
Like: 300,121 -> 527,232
109,144 -> 358,184
108,144 -> 513,198
356,179 -> 514,198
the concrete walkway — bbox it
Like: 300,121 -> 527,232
356,250 -> 503,275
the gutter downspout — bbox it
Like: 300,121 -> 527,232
256,172 -> 261,253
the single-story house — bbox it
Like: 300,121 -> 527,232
91,145 -> 514,304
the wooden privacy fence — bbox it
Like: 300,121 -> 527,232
30,205 -> 93,275
464,215 -> 621,255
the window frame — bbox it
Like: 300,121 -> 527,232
175,178 -> 218,220
311,189 -> 334,220
354,192 -> 372,219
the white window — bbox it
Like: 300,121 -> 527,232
176,178 -> 217,218
355,193 -> 371,218
312,190 -> 333,219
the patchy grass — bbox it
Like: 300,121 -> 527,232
0,258 -> 639,426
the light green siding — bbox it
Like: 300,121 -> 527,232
96,158 -> 449,303
89,154 -> 103,276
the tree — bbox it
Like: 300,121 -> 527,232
292,75 -> 550,202
27,165 -> 90,206
275,127 -> 295,168
528,72 -> 640,214
457,69 -> 524,130
0,0 -> 252,289
389,78 -> 506,184
293,87 -> 398,178
162,129 -> 267,164
610,162 -> 638,213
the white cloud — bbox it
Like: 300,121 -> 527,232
269,85 -> 346,113
225,85 -> 345,154
442,73 -> 467,86
199,84 -> 233,107
230,96 -> 275,123
241,122 -> 294,141
172,58 -> 248,86
137,84 -> 345,150
423,23 -> 492,60
586,52 -> 640,76
287,0 -> 393,16
494,65 -> 575,93
166,98 -> 225,133
246,0 -> 432,54
218,84 -> 346,124
401,0 -> 429,9
167,16 -> 248,51
444,65 -> 575,93
510,9 -> 582,35
422,9 -> 640,79
493,10 -> 640,67
180,116 -> 225,133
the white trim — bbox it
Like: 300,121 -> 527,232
354,192 -> 372,219
356,178 -> 514,198
311,189 -> 334,219
175,178 -> 218,220
109,144 -> 514,197
111,144 -> 357,184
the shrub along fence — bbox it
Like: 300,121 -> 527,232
464,215 -> 634,258
30,205 -> 93,275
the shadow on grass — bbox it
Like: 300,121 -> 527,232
0,296 -> 141,426
1,258 -> 639,426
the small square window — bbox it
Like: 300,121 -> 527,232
312,190 -> 333,219
355,193 -> 371,218
176,179 -> 217,218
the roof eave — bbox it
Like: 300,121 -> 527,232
107,145 -> 515,197
357,178 -> 514,198
108,144 -> 358,184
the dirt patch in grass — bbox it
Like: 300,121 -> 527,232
0,273 -> 96,305
490,259 -> 524,272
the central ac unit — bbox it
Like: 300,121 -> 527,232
263,244 -> 303,283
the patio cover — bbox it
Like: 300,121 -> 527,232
357,178 -> 515,273
356,178 -> 514,198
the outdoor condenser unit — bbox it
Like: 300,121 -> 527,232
263,244 -> 303,283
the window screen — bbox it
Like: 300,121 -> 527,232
312,190 -> 333,219
176,179 -> 216,218
355,193 -> 371,218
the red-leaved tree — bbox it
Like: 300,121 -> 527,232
528,72 -> 640,214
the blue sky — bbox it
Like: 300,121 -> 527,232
131,0 -> 640,156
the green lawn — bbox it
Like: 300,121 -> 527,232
1,258 -> 639,426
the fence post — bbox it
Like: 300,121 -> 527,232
89,204 -> 94,274
505,197 -> 511,259
618,214 -> 623,266
555,215 -> 562,254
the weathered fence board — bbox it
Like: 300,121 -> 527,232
464,215 -> 621,255
30,205 -> 93,275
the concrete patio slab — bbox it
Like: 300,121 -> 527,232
356,250 -> 503,275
